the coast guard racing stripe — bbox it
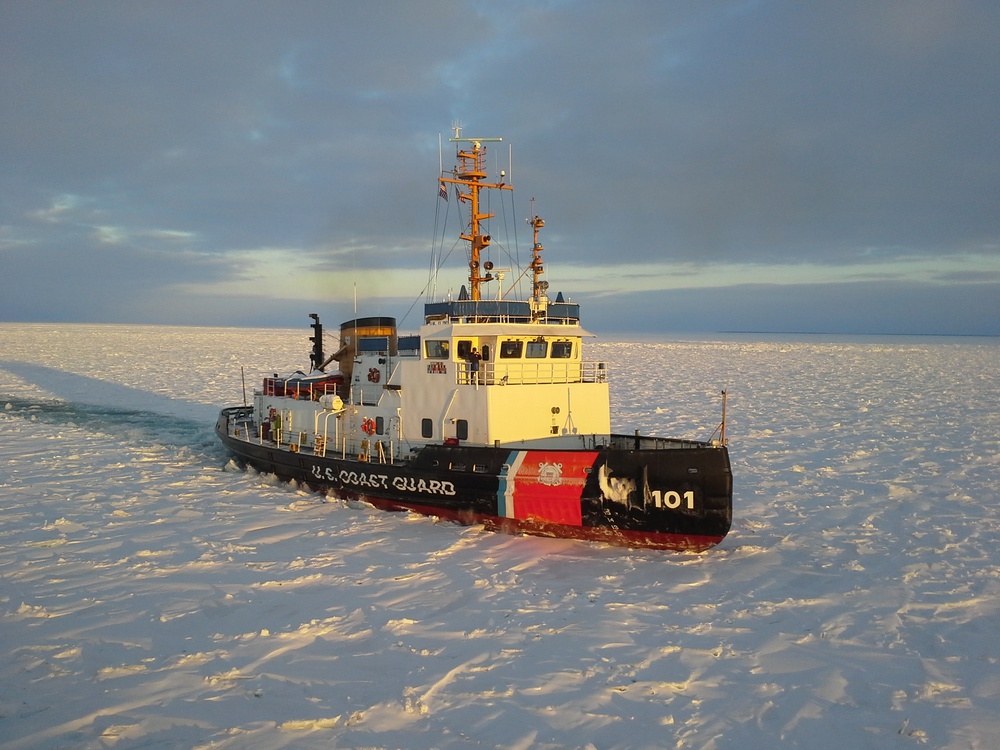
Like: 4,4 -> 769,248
499,451 -> 598,526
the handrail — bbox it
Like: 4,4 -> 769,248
455,360 -> 608,386
262,378 -> 341,400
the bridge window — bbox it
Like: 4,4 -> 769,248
456,340 -> 472,359
500,340 -> 523,358
552,341 -> 573,358
526,340 -> 547,358
425,340 -> 450,359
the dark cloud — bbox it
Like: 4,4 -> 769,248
1,0 -> 998,334
584,280 -> 1000,337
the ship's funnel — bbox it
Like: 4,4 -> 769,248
333,316 -> 398,384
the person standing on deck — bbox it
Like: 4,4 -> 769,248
469,347 -> 482,385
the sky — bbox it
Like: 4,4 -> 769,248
2,0 -> 998,336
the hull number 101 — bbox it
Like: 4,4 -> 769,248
652,490 -> 695,510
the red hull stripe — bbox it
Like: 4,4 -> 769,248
503,450 -> 599,526
364,496 -> 723,552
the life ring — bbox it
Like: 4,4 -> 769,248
367,368 -> 381,383
362,417 -> 376,435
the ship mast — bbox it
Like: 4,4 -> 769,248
528,214 -> 549,318
440,126 -> 512,301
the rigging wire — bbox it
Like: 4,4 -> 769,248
506,142 -> 524,300
407,186 -> 448,325
427,176 -> 447,301
506,184 -> 525,300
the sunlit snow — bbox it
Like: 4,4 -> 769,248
1,324 -> 998,749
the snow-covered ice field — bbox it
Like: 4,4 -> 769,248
1,323 -> 998,749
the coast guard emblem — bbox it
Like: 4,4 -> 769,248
537,461 -> 564,486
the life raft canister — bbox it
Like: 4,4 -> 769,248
368,368 -> 381,383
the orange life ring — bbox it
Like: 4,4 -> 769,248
362,417 -> 376,435
368,368 -> 381,383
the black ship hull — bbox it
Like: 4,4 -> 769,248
217,407 -> 732,551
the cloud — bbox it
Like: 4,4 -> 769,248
1,1 -> 998,334
585,279 -> 1000,337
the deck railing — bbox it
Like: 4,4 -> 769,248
455,360 -> 608,386
262,378 -> 340,400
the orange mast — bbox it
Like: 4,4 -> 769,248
440,126 -> 512,301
